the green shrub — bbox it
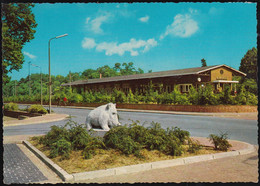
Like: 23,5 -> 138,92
70,93 -> 84,103
208,132 -> 232,151
188,86 -> 199,105
112,89 -> 127,103
65,119 -> 94,150
166,126 -> 190,144
103,125 -> 142,156
83,91 -> 96,103
27,105 -> 48,114
220,86 -> 234,105
82,137 -> 106,159
128,121 -> 149,145
39,125 -> 69,147
49,138 -> 72,160
201,85 -> 219,105
103,121 -> 189,157
187,138 -> 202,154
245,91 -> 258,105
126,89 -> 136,103
4,102 -> 19,111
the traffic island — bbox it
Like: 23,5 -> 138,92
22,138 -> 256,182
3,113 -> 69,127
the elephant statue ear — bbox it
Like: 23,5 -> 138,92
106,103 -> 112,110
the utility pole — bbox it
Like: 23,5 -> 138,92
69,70 -> 72,91
28,61 -> 31,96
14,80 -> 16,97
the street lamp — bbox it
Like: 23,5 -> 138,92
48,33 -> 68,114
197,77 -> 201,105
31,64 -> 42,105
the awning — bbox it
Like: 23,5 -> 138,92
212,80 -> 239,83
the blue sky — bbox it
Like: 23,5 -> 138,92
9,2 -> 257,81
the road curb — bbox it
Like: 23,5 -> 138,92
23,140 -> 73,182
22,139 -> 256,182
4,114 -> 69,127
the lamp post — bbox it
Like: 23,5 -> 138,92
28,61 -> 31,96
31,64 -> 42,105
48,33 -> 68,114
197,77 -> 201,105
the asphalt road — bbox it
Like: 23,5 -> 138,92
3,106 -> 258,145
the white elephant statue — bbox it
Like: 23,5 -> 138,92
85,103 -> 121,131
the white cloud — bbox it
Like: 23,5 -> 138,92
86,12 -> 112,34
139,15 -> 149,23
209,7 -> 223,15
160,11 -> 199,40
82,38 -> 96,49
23,51 -> 36,59
188,8 -> 198,14
85,17 -> 91,24
83,38 -> 158,56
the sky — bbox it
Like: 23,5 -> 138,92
9,2 -> 257,81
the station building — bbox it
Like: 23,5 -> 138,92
61,64 -> 246,94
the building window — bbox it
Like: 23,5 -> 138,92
179,84 -> 192,93
220,70 -> 224,74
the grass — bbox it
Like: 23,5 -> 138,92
3,116 -> 18,122
29,137 -> 221,174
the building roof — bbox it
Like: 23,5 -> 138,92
61,64 -> 246,86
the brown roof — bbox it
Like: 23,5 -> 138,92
61,64 -> 246,86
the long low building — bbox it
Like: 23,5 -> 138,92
61,64 -> 246,94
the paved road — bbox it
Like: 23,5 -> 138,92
3,106 -> 258,145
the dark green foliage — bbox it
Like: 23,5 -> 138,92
208,132 -> 232,151
27,105 -> 47,114
104,121 -> 190,157
49,138 -> 72,160
2,3 -> 37,84
167,126 -> 190,144
82,137 -> 106,159
201,58 -> 207,67
38,118 -> 105,160
65,119 -> 92,150
219,86 -> 234,105
39,125 -> 69,147
239,47 -> 257,81
112,89 -> 127,103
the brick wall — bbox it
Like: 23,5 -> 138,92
116,104 -> 257,113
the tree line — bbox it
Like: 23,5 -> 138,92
3,62 -> 145,97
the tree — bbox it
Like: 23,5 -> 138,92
97,65 -> 118,78
121,62 -> 136,75
201,58 -> 207,67
2,3 -> 37,84
113,63 -> 121,72
239,47 -> 257,81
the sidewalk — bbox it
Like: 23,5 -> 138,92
3,113 -> 69,127
72,148 -> 258,183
